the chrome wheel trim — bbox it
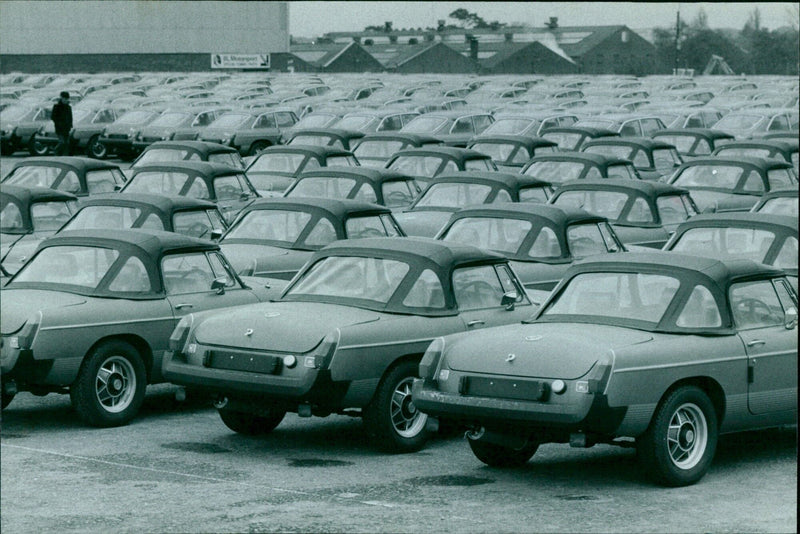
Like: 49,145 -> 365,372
390,376 -> 428,438
95,355 -> 136,413
667,402 -> 708,470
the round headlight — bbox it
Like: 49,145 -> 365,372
283,355 -> 297,368
551,379 -> 566,394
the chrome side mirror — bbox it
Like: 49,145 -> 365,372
501,291 -> 518,311
211,277 -> 227,295
785,307 -> 797,330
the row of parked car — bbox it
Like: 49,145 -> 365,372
1,71 -> 797,488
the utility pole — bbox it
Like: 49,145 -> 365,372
674,6 -> 681,74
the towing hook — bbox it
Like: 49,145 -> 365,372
213,395 -> 228,409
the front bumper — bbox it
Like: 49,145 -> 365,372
98,136 -> 135,153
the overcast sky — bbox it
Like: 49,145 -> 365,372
289,2 -> 798,37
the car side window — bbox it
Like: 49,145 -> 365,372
184,177 -> 210,199
741,170 -> 765,193
620,121 -> 641,136
0,202 -> 23,230
440,160 -> 459,174
86,170 -> 119,194
528,226 -> 562,258
108,256 -> 151,293
676,285 -> 721,327
345,215 -> 387,238
730,280 -> 785,329
773,236 -> 798,271
451,118 -> 474,134
584,166 -> 602,180
402,269 -> 445,309
162,253 -> 217,295
303,217 -> 337,247
694,139 -> 711,155
139,213 -> 165,231
492,189 -> 513,203
56,171 -> 81,194
255,114 -> 277,129
213,175 -> 244,200
453,264 -> 506,310
275,112 -> 297,127
768,115 -> 789,131
30,201 -> 73,231
632,150 -> 650,168
352,183 -> 378,203
207,252 -> 236,287
626,197 -> 654,223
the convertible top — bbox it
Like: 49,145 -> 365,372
41,228 -> 219,258
77,192 -> 219,213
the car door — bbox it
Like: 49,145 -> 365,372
730,279 -> 798,415
162,251 -> 261,320
453,264 -> 532,331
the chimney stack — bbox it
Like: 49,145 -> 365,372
547,17 -> 559,29
469,36 -> 478,60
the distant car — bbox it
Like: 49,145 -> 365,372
2,156 -> 126,197
467,135 -> 559,172
581,137 -> 683,181
652,128 -> 735,159
0,229 -> 276,422
0,103 -> 52,155
750,187 -> 798,216
59,193 -> 228,241
286,128 -> 366,151
711,110 -> 794,139
540,126 -> 619,151
385,146 -> 497,189
395,171 -> 554,238
436,203 -> 624,302
332,109 -> 419,133
667,156 -> 797,213
244,145 -> 359,197
574,114 -> 667,137
131,140 -> 245,170
220,197 -> 405,278
353,133 -> 443,168
399,111 -> 494,147
162,237 -> 535,452
478,112 -> 578,137
284,167 -> 421,211
198,108 -> 299,156
412,252 -> 798,486
131,107 -> 228,151
664,212 -> 797,290
1,185 -> 78,278
550,179 -> 698,249
95,109 -> 163,160
521,152 -> 641,186
121,161 -> 259,223
32,104 -> 122,157
712,139 -> 798,175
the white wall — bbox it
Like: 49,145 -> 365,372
0,1 -> 289,54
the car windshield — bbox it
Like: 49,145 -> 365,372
523,161 -> 586,183
294,113 -> 337,128
62,205 -> 143,231
210,113 -> 251,128
654,135 -> 697,153
441,216 -> 532,254
714,114 -> 763,130
715,147 -> 772,159
116,111 -> 155,124
482,118 -> 536,135
755,197 -> 798,216
224,209 -> 313,246
469,142 -> 518,162
576,119 -> 616,129
415,182 -> 492,208
71,108 -> 94,123
335,115 -> 372,130
289,135 -> 335,147
248,153 -> 306,173
656,195 -> 695,224
401,116 -> 448,134
670,227 -> 776,263
286,255 -> 409,303
134,148 -> 191,166
149,112 -> 191,127
125,171 -> 194,196
541,132 -> 583,150
388,155 -> 444,178
552,190 -> 629,220
354,140 -> 404,160
672,165 -> 744,190
3,166 -> 65,189
567,223 -> 617,257
13,245 -> 119,289
288,177 -> 357,199
543,272 -> 680,324
583,145 -> 635,160
652,148 -> 682,172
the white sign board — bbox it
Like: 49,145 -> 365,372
211,54 -> 270,69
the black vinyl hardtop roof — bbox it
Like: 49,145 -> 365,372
541,126 -> 619,136
429,170 -> 550,189
678,155 -> 793,171
653,128 -> 736,140
141,140 -> 239,155
236,197 -> 392,219
582,136 -> 679,151
554,178 -> 689,197
673,212 -> 798,233
130,160 -> 245,177
469,134 -> 559,148
713,139 -> 799,151
298,166 -> 413,183
77,192 -> 219,212
447,202 -> 607,226
9,156 -> 122,174
41,228 -> 219,258
356,132 -> 442,145
256,144 -> 354,158
527,152 -> 631,167
1,184 -> 78,204
288,128 -> 365,140
390,146 -> 492,160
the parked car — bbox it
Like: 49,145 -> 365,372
581,137 -> 683,181
130,140 -> 245,171
121,161 -> 258,223
750,187 -> 798,216
32,104 -> 122,157
711,110 -> 795,139
412,252 -> 798,486
436,203 -> 624,302
1,185 -> 78,278
574,114 -> 667,137
131,107 -> 228,152
396,171 -> 554,238
651,128 -> 735,159
540,126 -> 619,151
667,156 -> 797,213
0,103 -> 52,155
521,152 -> 641,186
664,212 -> 797,290
549,179 -> 699,249
332,109 -> 419,133
59,193 -> 228,240
399,110 -> 494,147
244,145 -> 359,197
95,109 -> 163,160
286,128 -> 366,151
712,139 -> 799,175
220,197 -> 405,279
0,229 -> 276,422
2,156 -> 126,197
352,133 -> 442,168
385,146 -> 497,189
284,167 -> 421,211
466,135 -> 559,172
198,109 -> 299,156
479,112 -> 578,138
162,237 -> 535,452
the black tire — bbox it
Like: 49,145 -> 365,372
29,135 -> 49,156
1,391 -> 15,410
637,385 -> 718,487
70,340 -> 147,427
363,360 -> 430,453
249,141 -> 270,157
87,135 -> 107,159
468,438 -> 538,467
218,407 -> 285,435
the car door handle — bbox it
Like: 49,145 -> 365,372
174,303 -> 194,310
467,320 -> 485,327
746,339 -> 766,347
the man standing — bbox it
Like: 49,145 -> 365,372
51,91 -> 73,156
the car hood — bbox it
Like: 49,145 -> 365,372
394,210 -> 453,238
193,301 -> 382,352
220,242 -> 310,278
0,289 -> 88,334
686,189 -> 757,213
444,322 -> 653,379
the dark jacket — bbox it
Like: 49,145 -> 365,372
52,101 -> 73,134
